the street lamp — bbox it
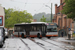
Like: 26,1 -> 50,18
45,3 -> 52,22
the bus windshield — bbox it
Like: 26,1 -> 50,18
47,25 -> 57,32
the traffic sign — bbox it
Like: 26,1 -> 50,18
74,31 -> 75,33
68,28 -> 71,31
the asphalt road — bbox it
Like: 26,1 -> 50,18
0,37 -> 75,50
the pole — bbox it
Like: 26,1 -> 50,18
51,3 -> 52,22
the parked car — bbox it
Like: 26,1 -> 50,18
4,28 -> 8,38
0,27 -> 5,47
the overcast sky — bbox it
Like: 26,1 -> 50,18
0,0 -> 60,15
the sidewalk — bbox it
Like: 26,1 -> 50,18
51,37 -> 75,42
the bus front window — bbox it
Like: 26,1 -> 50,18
47,25 -> 57,32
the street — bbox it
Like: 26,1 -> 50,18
0,37 -> 75,50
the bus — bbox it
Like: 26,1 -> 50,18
46,23 -> 58,38
14,22 -> 47,38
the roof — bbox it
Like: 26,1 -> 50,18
31,22 -> 46,24
14,22 -> 46,26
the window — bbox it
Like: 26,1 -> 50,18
47,25 -> 57,32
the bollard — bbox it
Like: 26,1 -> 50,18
68,34 -> 71,40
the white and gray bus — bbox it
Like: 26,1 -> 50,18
46,23 -> 58,38
14,22 -> 47,38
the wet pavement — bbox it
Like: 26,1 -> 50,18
50,37 -> 75,50
62,42 -> 75,50
0,37 -> 75,50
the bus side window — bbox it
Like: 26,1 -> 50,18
42,26 -> 43,31
43,26 -> 45,31
32,26 -> 34,31
34,27 -> 36,31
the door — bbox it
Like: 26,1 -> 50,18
25,26 -> 30,37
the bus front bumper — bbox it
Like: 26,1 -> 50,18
46,35 -> 58,37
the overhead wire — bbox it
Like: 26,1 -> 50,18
24,0 -> 28,8
35,0 -> 51,13
4,0 -> 51,14
9,0 -> 50,4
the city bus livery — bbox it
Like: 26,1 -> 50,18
14,22 -> 47,38
46,23 -> 58,38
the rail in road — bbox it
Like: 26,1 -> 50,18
21,38 -> 45,50
20,38 -> 31,50
41,37 -> 75,50
3,38 -> 29,50
21,38 -> 66,50
1,37 -> 74,50
31,38 -> 66,50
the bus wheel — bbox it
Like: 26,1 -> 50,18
37,33 -> 41,39
47,37 -> 50,39
21,33 -> 24,38
0,45 -> 3,48
0,42 -> 3,48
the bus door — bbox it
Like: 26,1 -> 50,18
42,25 -> 46,37
25,29 -> 30,37
25,25 -> 30,37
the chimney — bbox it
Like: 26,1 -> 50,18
60,0 -> 62,4
55,4 -> 57,15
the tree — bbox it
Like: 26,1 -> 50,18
40,15 -> 46,22
5,8 -> 33,28
62,0 -> 75,20
62,0 -> 75,35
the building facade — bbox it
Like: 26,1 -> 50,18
0,5 -> 5,27
53,0 -> 74,36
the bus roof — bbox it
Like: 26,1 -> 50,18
14,22 -> 46,26
46,23 -> 57,25
31,22 -> 46,24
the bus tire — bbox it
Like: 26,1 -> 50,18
0,45 -> 3,48
31,37 -> 34,38
21,33 -> 24,38
0,42 -> 3,48
47,37 -> 50,39
37,33 -> 41,39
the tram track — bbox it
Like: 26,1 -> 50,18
21,38 -> 45,50
31,38 -> 65,50
41,38 -> 68,50
20,37 -> 73,50
41,37 -> 74,50
29,38 -> 47,50
20,38 -> 31,50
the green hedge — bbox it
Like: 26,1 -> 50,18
72,33 -> 75,37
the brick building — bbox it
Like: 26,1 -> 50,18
52,0 -> 74,36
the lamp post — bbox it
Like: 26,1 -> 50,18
45,3 -> 52,22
